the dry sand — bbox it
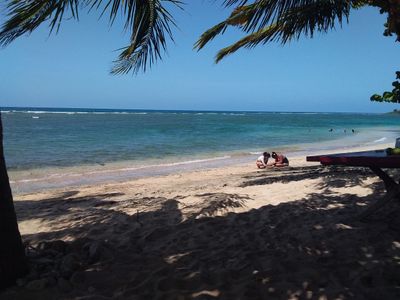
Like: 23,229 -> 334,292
2,144 -> 400,299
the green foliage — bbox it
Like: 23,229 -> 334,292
370,71 -> 400,104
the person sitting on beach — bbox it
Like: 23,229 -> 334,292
256,152 -> 270,169
271,152 -> 289,167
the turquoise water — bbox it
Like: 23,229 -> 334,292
2,107 -> 400,171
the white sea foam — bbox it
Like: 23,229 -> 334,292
221,113 -> 246,116
7,109 -> 251,116
10,110 -> 152,115
22,111 -> 76,114
26,111 -> 48,114
372,137 -> 387,143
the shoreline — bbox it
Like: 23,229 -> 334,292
4,109 -> 400,176
10,139 -> 394,195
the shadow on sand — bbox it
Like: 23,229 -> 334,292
2,166 -> 400,299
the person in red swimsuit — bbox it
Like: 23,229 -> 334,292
271,152 -> 289,167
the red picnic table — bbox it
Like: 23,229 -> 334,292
306,149 -> 400,219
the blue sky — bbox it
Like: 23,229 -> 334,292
0,2 -> 399,112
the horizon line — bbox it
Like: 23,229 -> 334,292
0,105 -> 387,115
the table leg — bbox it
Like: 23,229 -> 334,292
360,187 -> 400,220
360,167 -> 400,220
369,167 -> 397,192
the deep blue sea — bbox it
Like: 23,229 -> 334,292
2,107 -> 400,193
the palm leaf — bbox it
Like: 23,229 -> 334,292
0,0 -> 80,46
196,0 -> 363,62
111,0 -> 183,75
0,0 -> 182,74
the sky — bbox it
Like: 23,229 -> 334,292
0,2 -> 399,113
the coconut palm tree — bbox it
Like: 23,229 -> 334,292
1,0 -> 399,288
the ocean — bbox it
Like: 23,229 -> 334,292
2,107 -> 400,193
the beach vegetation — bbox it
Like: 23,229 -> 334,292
371,71 -> 400,103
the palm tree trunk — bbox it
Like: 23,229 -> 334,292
0,112 -> 28,289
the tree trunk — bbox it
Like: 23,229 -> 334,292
0,112 -> 28,289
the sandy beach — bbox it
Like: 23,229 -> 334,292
2,143 -> 400,299
3,0 -> 400,298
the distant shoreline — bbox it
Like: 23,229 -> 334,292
387,109 -> 400,115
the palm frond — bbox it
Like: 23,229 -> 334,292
0,0 -> 80,46
194,21 -> 229,51
223,0 -> 251,7
197,0 -> 357,62
0,0 -> 182,74
232,0 -> 356,33
215,25 -> 276,62
194,5 -> 255,51
110,0 -> 183,75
